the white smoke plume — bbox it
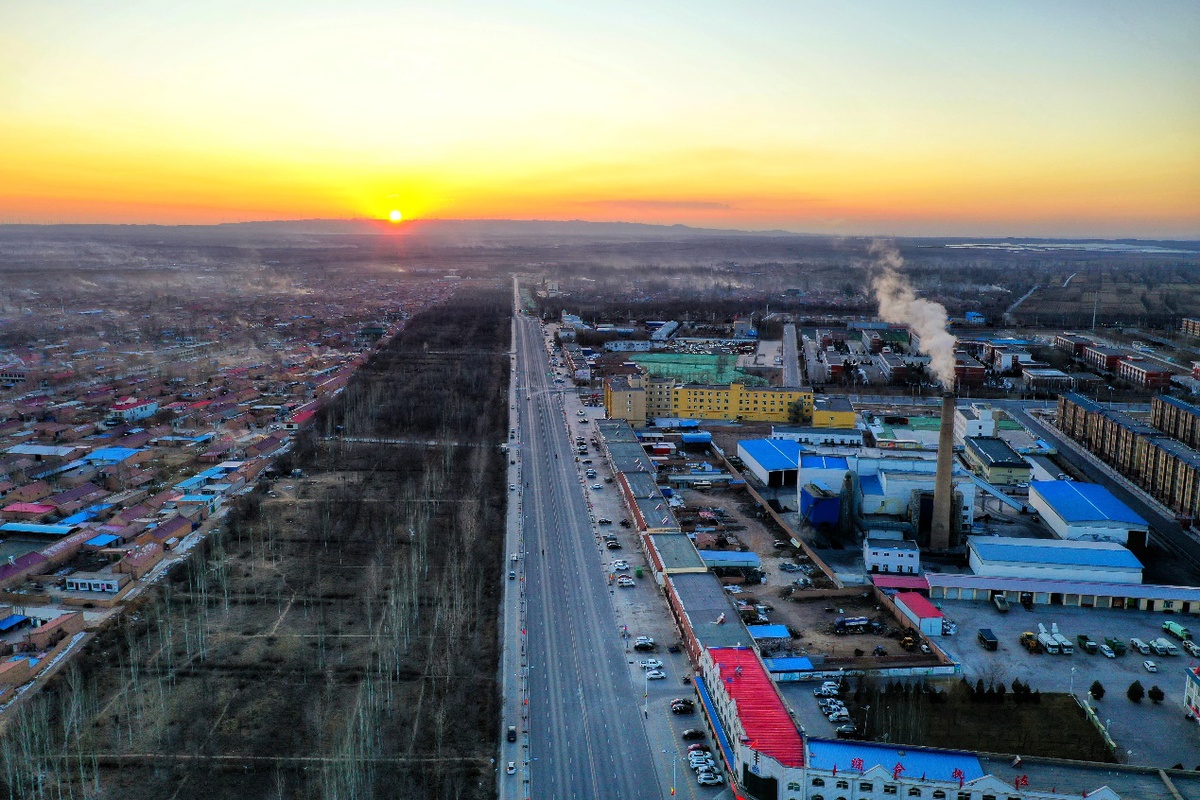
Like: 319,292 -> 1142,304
871,244 -> 957,389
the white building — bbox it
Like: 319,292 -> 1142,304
771,425 -> 863,447
954,404 -> 997,443
1028,480 -> 1149,548
859,470 -> 976,527
967,536 -> 1143,584
863,537 -> 920,574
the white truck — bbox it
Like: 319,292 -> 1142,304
1037,624 -> 1060,655
1051,623 -> 1074,655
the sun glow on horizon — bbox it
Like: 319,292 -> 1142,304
388,209 -> 403,223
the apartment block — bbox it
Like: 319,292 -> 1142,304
1151,395 -> 1200,450
1182,318 -> 1200,338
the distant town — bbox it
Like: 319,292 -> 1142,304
2,225 -> 1200,800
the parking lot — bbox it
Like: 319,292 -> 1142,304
936,598 -> 1200,768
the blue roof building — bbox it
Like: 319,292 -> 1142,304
1029,480 -> 1149,546
968,535 -> 1143,584
736,438 -> 805,486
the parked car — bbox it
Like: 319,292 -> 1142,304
697,773 -> 724,786
646,669 -> 667,680
506,761 -> 516,775
1185,640 -> 1200,658
686,743 -> 710,753
637,658 -> 663,669
671,703 -> 695,715
634,641 -> 656,652
1099,644 -> 1116,658
780,563 -> 803,572
591,484 -> 603,490
1144,660 -> 1159,672
617,576 -> 636,587
598,517 -> 612,524
611,560 -> 629,571
682,729 -> 706,741
507,726 -> 517,742
606,541 -> 623,550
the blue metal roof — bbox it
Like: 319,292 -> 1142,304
84,447 -> 142,464
806,738 -> 984,783
0,615 -> 28,632
696,550 -> 761,567
800,455 -> 848,469
747,624 -> 792,639
85,534 -> 120,548
0,522 -> 76,535
693,676 -> 737,775
859,474 -> 883,496
970,539 -> 1143,569
763,656 -> 814,672
739,438 -> 804,472
1030,480 -> 1147,527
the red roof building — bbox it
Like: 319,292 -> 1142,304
707,647 -> 806,768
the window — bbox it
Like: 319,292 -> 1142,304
884,788 -> 898,796
859,783 -> 873,792
812,779 -> 826,788
957,793 -> 972,800
932,793 -> 946,800
908,790 -> 923,797
837,780 -> 850,790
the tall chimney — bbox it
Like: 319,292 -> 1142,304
930,392 -> 956,551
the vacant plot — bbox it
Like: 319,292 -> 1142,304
1,286 -> 511,800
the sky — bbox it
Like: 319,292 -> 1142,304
1,1 -> 1197,237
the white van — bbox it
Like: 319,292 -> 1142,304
1130,637 -> 1151,655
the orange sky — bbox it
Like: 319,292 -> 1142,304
1,2 -> 1197,237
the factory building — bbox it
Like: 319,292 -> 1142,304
863,537 -> 920,574
1028,480 -> 1149,547
769,424 -> 863,447
967,536 -> 1143,584
962,436 -> 1031,485
737,438 -> 803,487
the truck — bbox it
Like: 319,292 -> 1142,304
1019,631 -> 1042,653
1051,623 -> 1074,655
834,616 -> 871,634
1163,621 -> 1192,641
1149,638 -> 1169,656
977,628 -> 999,651
1154,637 -> 1181,656
1076,634 -> 1099,654
1036,624 -> 1060,654
1104,637 -> 1127,656
992,595 -> 1010,614
1130,637 -> 1151,655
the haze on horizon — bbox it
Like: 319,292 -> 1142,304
1,1 -> 1197,239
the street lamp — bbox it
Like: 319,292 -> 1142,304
1069,667 -> 1076,696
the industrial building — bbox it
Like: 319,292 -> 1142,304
1028,480 -> 1149,547
862,536 -> 920,574
962,436 -> 1031,485
737,438 -> 804,487
769,424 -> 863,447
967,535 -> 1143,584
953,404 -> 997,442
810,396 -> 856,428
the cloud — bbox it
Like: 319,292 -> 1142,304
581,199 -> 733,211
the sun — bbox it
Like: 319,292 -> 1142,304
388,209 -> 403,223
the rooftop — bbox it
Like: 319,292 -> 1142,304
968,536 -> 1143,570
806,738 -> 984,783
964,436 -> 1027,467
1030,480 -> 1148,527
709,647 -> 805,768
739,438 -> 804,472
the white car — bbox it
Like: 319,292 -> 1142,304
723,585 -> 743,595
698,773 -> 724,786
617,576 -> 636,587
689,754 -> 716,767
591,483 -> 603,490
646,669 -> 667,680
1099,644 -> 1115,658
506,761 -> 516,775
637,658 -> 663,669
1144,660 -> 1159,672
611,560 -> 629,571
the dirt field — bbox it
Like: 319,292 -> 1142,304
844,680 -> 1115,763
1,287 -> 511,800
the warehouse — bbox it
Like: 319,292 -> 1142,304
736,438 -> 803,487
895,591 -> 944,636
1028,480 -> 1149,547
967,536 -> 1143,584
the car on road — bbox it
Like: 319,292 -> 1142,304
598,517 -> 612,524
646,669 -> 667,680
1144,659 -> 1159,672
637,658 -> 663,669
506,761 -> 516,775
507,726 -> 517,742
1100,644 -> 1116,658
682,729 -> 706,741
697,773 -> 724,786
689,753 -> 715,766
606,540 -> 623,550
779,563 -> 803,572
591,483 -> 602,490
687,743 -> 710,753
509,484 -> 516,491
508,570 -> 516,580
827,711 -> 850,723
634,641 -> 656,652
617,576 -> 636,587
611,560 -> 629,571
835,724 -> 858,739
577,410 -> 586,416
671,703 -> 695,715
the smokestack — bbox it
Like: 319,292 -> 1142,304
930,392 -> 956,551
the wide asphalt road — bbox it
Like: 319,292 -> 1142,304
782,323 -> 804,387
513,312 -> 662,800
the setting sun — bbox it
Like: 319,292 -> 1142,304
388,210 -> 402,223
